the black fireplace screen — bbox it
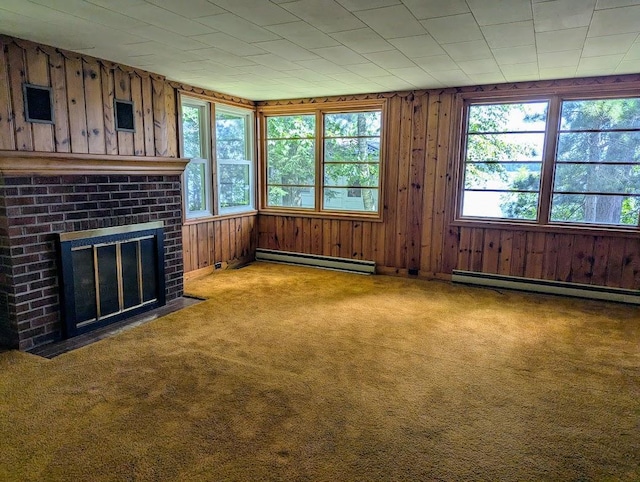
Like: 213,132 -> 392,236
58,222 -> 166,337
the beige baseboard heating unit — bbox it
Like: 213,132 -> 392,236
452,270 -> 640,305
255,249 -> 376,275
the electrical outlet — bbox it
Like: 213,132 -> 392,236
214,262 -> 222,269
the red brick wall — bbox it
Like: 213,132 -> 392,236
0,174 -> 183,350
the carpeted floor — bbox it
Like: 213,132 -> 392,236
1,262 -> 639,481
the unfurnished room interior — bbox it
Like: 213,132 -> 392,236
0,0 -> 638,480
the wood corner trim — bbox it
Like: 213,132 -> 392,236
0,150 -> 189,176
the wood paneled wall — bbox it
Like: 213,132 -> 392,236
257,85 -> 640,291
182,215 -> 257,273
0,36 -> 177,157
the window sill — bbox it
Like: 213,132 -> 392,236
258,208 -> 383,223
451,218 -> 640,238
184,210 -> 258,225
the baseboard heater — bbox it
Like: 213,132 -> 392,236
451,270 -> 640,305
255,249 -> 375,275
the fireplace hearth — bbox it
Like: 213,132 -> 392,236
58,222 -> 166,337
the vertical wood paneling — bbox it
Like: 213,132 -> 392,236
65,56 -> 88,153
25,48 -> 53,152
49,50 -> 70,152
114,69 -> 133,156
311,218 -> 322,254
407,94 -> 428,271
394,97 -> 412,268
141,75 -> 155,156
0,40 -> 15,149
130,74 -> 145,155
100,63 -> 117,155
7,42 -> 32,151
152,77 -> 168,156
384,96 -> 401,267
83,58 -> 105,154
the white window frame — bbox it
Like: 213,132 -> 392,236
181,97 -> 212,220
216,105 -> 255,216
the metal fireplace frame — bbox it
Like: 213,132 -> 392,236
57,221 -> 166,338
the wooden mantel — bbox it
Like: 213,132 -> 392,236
0,151 -> 189,176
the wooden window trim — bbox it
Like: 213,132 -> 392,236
452,90 -> 640,233
257,99 -> 387,220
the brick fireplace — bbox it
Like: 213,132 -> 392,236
0,163 -> 186,351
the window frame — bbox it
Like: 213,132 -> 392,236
258,99 -> 386,220
179,92 -> 256,222
453,90 -> 640,234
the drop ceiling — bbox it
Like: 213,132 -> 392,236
1,0 -> 640,100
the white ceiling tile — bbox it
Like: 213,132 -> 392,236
582,33 -> 637,56
413,55 -> 459,72
421,14 -> 483,44
492,45 -> 539,65
336,0 -> 401,12
243,53 -> 301,70
533,0 -> 596,32
596,0 -> 640,8
296,58 -> 348,74
130,25 -> 208,51
330,28 -> 395,53
280,0 -> 365,33
363,50 -> 416,69
237,64 -> 300,79
457,58 -> 501,74
195,13 -> 281,42
251,40 -> 319,61
187,47 -> 258,67
588,5 -> 640,36
354,5 -> 427,39
146,0 -> 226,18
208,0 -> 299,26
190,33 -> 267,56
442,40 -> 492,62
578,53 -> 625,69
328,72 -> 369,84
266,21 -> 341,49
388,35 -> 445,58
537,49 -> 582,68
467,0 -> 532,25
467,72 -> 507,84
28,0 -> 145,29
387,66 -> 436,86
344,62 -> 391,77
539,66 -> 577,78
119,4 -> 212,36
482,21 -> 535,48
616,59 -> 640,73
286,69 -> 333,82
500,62 -> 540,77
0,1 -> 86,23
86,0 -> 147,8
430,69 -> 472,85
310,45 -> 368,65
535,28 -> 588,52
575,67 -> 616,77
402,0 -> 470,19
624,42 -> 640,59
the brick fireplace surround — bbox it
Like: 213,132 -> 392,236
0,171 -> 185,351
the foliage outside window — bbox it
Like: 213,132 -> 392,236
460,95 -> 640,228
263,105 -> 383,216
181,95 -> 255,220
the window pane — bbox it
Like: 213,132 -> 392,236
324,188 -> 378,212
268,186 -> 315,208
551,194 -> 639,225
557,132 -> 640,163
468,102 -> 548,133
324,163 -> 379,187
185,161 -> 207,212
267,139 -> 315,185
462,191 -> 539,220
216,112 -> 246,160
267,115 -> 314,138
325,138 -> 380,162
219,163 -> 250,208
560,98 -> 640,130
554,164 -> 640,194
467,133 -> 545,162
182,105 -> 203,159
464,162 -> 541,191
325,112 -> 381,137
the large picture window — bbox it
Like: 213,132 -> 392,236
261,102 -> 384,217
181,95 -> 255,220
459,95 -> 640,229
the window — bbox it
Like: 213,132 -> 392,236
261,102 -> 384,217
180,95 -> 255,220
459,95 -> 640,229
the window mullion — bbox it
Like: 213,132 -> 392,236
316,109 -> 323,212
209,102 -> 218,216
539,96 -> 561,225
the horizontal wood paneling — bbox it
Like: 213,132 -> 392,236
0,36 -> 176,157
182,215 -> 257,273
